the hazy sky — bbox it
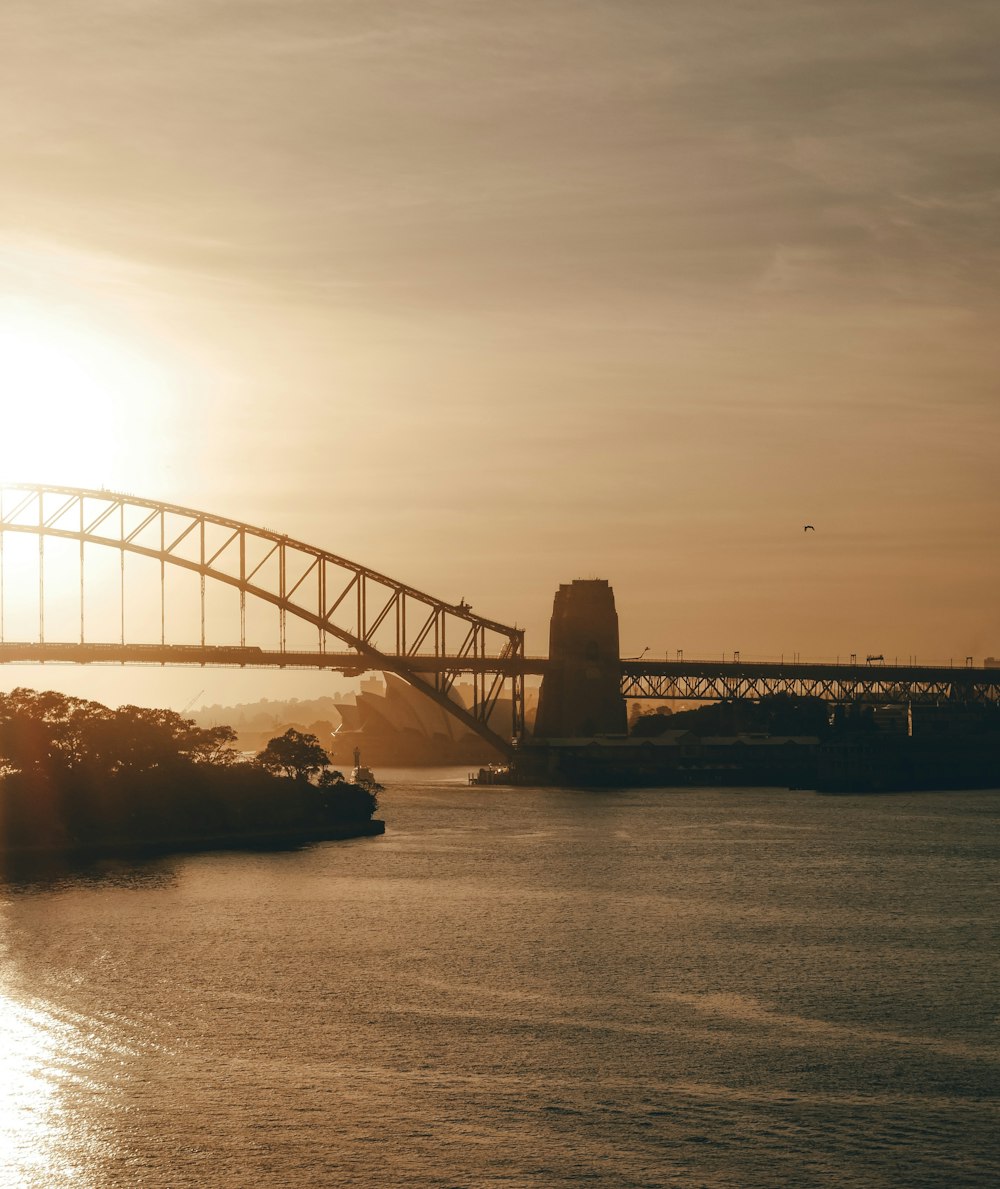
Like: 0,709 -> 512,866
2,0 -> 999,707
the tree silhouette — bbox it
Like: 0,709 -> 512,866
0,689 -> 379,857
257,728 -> 331,782
0,688 -> 239,777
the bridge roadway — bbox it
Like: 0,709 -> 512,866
1,642 -> 997,704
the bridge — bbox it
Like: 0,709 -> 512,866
619,657 -> 1000,707
0,485 -> 997,758
0,641 -> 995,708
0,484 -> 526,754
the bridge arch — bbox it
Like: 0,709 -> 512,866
0,484 -> 524,755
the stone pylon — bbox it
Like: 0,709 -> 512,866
532,579 -> 628,739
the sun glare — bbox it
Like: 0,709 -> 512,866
0,303 -> 167,485
0,980 -> 94,1184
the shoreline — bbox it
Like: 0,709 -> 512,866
0,818 -> 385,865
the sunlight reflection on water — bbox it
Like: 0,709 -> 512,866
0,978 -> 89,1188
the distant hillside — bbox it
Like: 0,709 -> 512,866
191,695 -> 350,752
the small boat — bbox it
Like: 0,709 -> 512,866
468,763 -> 511,786
350,747 -> 379,790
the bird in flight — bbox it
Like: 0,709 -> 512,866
803,525 -> 815,532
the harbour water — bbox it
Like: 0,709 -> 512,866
1,776 -> 998,1187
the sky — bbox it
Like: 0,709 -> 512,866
1,0 -> 998,710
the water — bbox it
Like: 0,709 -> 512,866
1,775 -> 998,1188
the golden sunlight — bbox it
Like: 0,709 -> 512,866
0,303 -> 167,485
0,982 -> 90,1183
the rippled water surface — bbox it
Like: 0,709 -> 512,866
1,777 -> 998,1187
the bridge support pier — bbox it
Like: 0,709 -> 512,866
533,579 -> 627,739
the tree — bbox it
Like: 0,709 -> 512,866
77,706 -> 238,774
0,688 -> 108,775
0,689 -> 241,779
256,729 -> 331,782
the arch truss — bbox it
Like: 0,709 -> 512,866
0,485 -> 525,755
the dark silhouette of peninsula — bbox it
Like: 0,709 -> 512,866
630,693 -> 830,739
514,694 -> 1000,790
0,689 -> 383,863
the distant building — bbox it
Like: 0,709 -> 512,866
328,672 -> 519,766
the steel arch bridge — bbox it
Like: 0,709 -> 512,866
0,484 -> 525,755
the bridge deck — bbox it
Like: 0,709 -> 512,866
0,641 -> 546,675
0,643 -> 997,703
